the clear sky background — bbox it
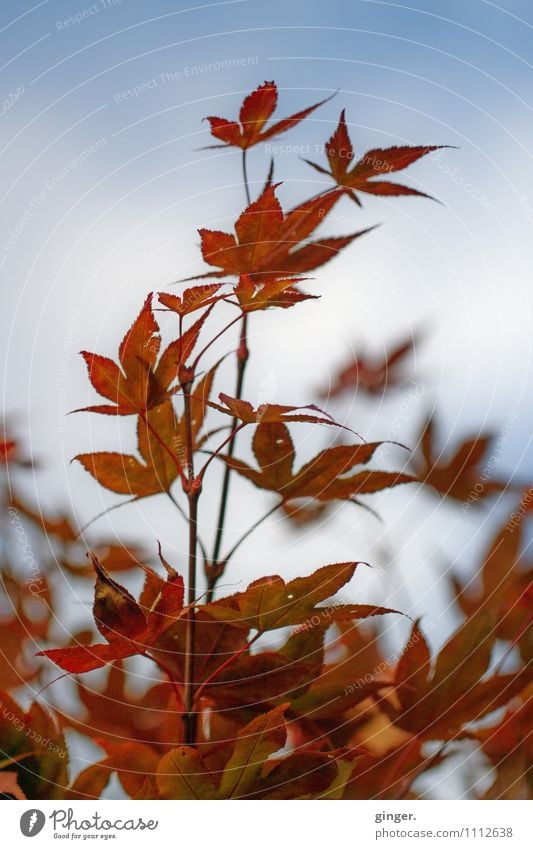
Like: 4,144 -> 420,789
1,0 -> 532,672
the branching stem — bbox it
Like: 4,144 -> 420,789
207,313 -> 249,599
182,384 -> 201,745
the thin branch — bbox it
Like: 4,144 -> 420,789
165,490 -> 209,566
207,313 -> 249,600
182,384 -> 200,745
242,148 -> 251,206
207,148 -> 251,599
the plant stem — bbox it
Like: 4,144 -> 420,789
182,384 -> 200,745
206,149 -> 251,600
166,490 -> 209,566
207,313 -> 249,600
242,148 -> 251,205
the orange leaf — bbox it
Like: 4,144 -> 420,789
204,81 -> 333,150
195,184 -> 371,283
221,421 -> 415,503
304,110 -> 446,204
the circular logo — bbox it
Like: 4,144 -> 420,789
20,810 -> 46,838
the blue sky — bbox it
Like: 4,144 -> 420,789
1,0 -> 532,628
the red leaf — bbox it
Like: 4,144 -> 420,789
304,110 -> 446,204
159,284 -> 224,317
91,553 -> 146,642
321,334 -> 418,397
76,400 -> 184,497
204,81 -> 333,150
414,418 -> 509,502
195,184 -> 370,282
38,554 -> 188,674
221,421 -> 415,503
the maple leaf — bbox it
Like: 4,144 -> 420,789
0,571 -> 52,689
195,184 -> 373,283
218,704 -> 289,798
60,660 -> 180,750
341,739 -> 438,800
0,437 -> 16,463
221,421 -> 416,504
151,608 -> 249,689
204,561 -> 399,632
76,401 -> 184,496
450,511 -> 532,661
157,746 -> 220,800
203,626 -> 326,710
78,295 -> 211,415
0,690 -> 68,799
304,110 -> 445,205
0,432 -> 32,468
390,615 -> 532,739
209,392 -> 349,428
253,750 -> 339,799
320,334 -> 418,398
204,81 -> 333,150
76,363 -> 218,497
159,284 -> 224,317
234,273 -> 318,312
37,553 -> 185,673
9,494 -> 78,543
0,772 -> 26,800
290,621 -> 392,721
414,418 -> 509,502
473,698 -> 532,799
68,741 -> 159,800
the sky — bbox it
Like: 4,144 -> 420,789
1,0 -> 532,798
0,0 -> 532,635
